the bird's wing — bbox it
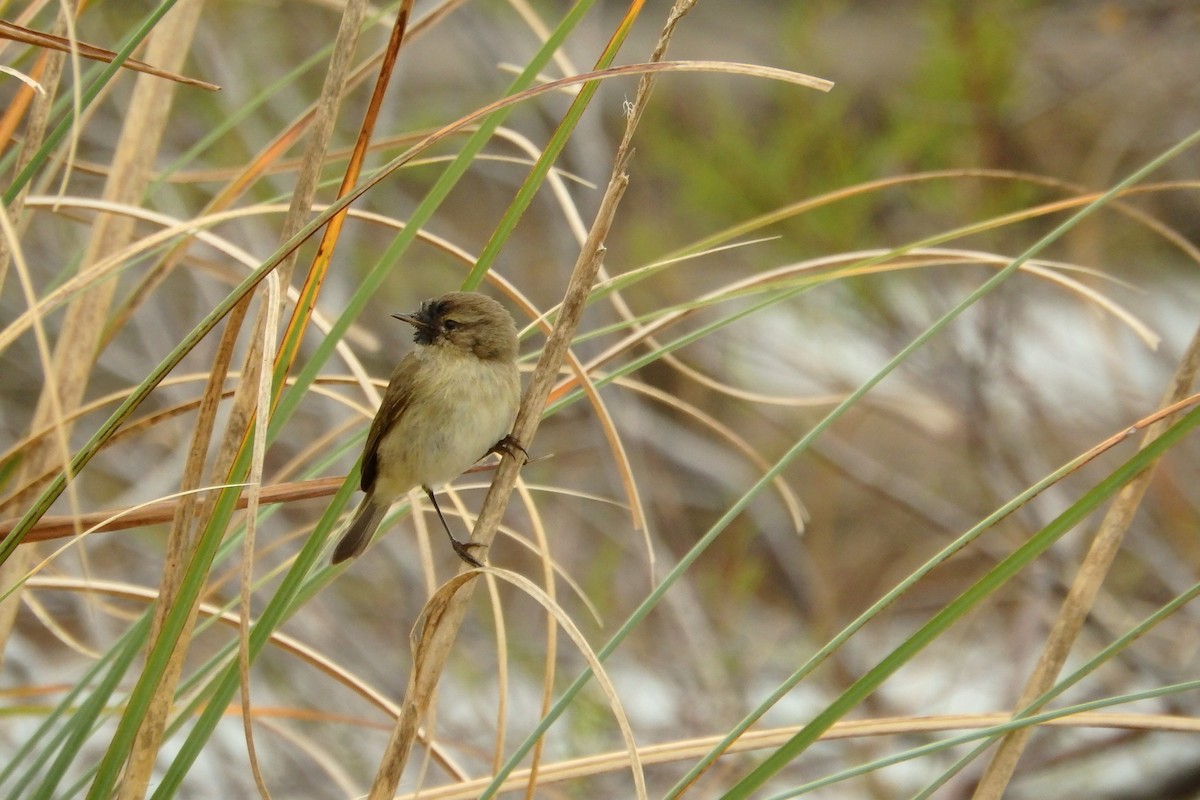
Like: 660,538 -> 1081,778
360,353 -> 419,493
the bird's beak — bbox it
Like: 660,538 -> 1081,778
392,311 -> 430,331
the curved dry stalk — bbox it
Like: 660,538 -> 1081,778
614,376 -> 808,532
0,20 -> 220,90
238,271 -> 282,800
19,589 -> 102,659
566,245 -> 1160,411
508,480 -> 558,798
398,566 -> 648,798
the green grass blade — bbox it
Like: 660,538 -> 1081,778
461,2 -> 646,290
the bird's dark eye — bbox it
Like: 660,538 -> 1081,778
443,319 -> 460,331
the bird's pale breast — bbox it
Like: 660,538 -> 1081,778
372,348 -> 519,501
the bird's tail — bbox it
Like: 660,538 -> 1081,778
331,494 -> 388,563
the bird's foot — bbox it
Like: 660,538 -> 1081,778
451,537 -> 486,568
489,434 -> 529,464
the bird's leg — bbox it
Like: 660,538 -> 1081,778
424,486 -> 484,567
488,434 -> 528,463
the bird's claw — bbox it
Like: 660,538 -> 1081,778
451,537 -> 485,568
489,434 -> 529,463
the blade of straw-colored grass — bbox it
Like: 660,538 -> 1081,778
239,271 -> 281,800
3,198 -> 454,358
970,323 -> 1200,798
0,20 -> 219,90
0,190 -> 81,629
619,377 -> 807,531
295,710 -> 1198,799
442,567 -> 648,796
37,0 -> 80,203
722,402 -> 1200,800
509,481 -> 558,798
119,274 -> 246,800
20,575 -> 402,717
650,170 -> 1199,286
267,0 -> 411,422
107,8 -> 227,792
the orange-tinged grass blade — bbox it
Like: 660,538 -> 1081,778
267,0 -> 415,416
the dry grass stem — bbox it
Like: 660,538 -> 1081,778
0,19 -> 220,90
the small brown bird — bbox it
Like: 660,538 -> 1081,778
331,292 -> 523,566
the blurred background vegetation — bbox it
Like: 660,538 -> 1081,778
2,1 -> 1199,798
